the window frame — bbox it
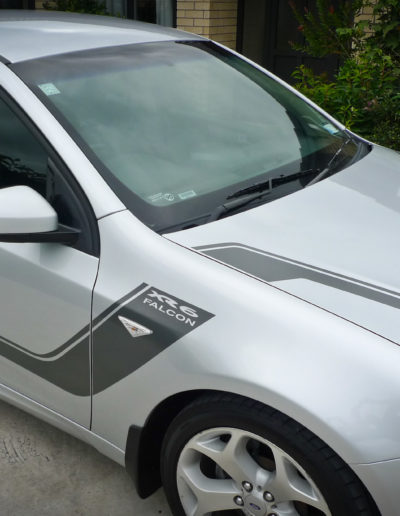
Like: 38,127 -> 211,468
0,86 -> 100,257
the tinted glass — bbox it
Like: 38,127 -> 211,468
0,95 -> 97,254
13,41 -> 361,232
0,99 -> 47,196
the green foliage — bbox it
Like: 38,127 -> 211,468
290,0 -> 400,149
368,0 -> 400,61
292,0 -> 400,63
289,0 -> 364,58
293,49 -> 400,148
43,0 -> 109,15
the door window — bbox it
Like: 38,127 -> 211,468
0,94 -> 98,255
0,98 -> 48,195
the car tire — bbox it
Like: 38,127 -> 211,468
161,393 -> 379,516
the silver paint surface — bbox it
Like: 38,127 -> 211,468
168,145 -> 400,344
0,10 -> 201,63
0,15 -> 399,514
93,211 -> 400,466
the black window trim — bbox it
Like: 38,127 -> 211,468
0,86 -> 100,257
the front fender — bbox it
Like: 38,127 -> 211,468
92,210 -> 400,467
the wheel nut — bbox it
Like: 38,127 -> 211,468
264,491 -> 275,502
242,481 -> 253,492
234,496 -> 244,506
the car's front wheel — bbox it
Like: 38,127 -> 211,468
161,394 -> 378,516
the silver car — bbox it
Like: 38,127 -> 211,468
0,10 -> 399,516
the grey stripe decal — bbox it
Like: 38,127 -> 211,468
196,243 -> 400,310
93,287 -> 214,394
0,283 -> 149,362
0,335 -> 90,396
0,324 -> 90,360
92,284 -> 151,329
0,283 -> 214,396
0,283 -> 149,395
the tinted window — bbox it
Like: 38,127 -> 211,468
0,95 -> 97,254
0,99 -> 47,196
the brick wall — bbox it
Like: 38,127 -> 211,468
354,2 -> 375,33
177,0 -> 238,50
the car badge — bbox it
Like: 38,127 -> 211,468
118,316 -> 153,338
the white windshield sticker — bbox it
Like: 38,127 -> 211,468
148,190 -> 196,203
148,193 -> 164,203
178,190 -> 196,200
148,192 -> 176,203
38,83 -> 61,96
163,193 -> 175,202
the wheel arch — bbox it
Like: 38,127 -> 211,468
124,388 -> 379,512
125,388 -> 238,498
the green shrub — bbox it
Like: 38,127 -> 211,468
289,0 -> 364,59
290,0 -> 400,149
368,0 -> 400,62
293,48 -> 400,148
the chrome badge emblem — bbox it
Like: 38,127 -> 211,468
118,316 -> 153,338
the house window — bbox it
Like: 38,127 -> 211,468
133,0 -> 175,26
105,0 -> 175,26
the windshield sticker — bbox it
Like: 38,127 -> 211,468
147,192 -> 176,203
38,83 -> 61,96
148,193 -> 164,203
163,193 -> 175,202
178,190 -> 197,200
323,123 -> 340,135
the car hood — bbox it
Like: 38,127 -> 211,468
167,145 -> 400,344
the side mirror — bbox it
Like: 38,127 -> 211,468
0,186 -> 79,244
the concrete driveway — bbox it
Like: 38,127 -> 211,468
0,400 -> 172,516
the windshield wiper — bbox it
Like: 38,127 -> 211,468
207,168 -> 319,222
307,137 -> 352,186
226,168 -> 318,199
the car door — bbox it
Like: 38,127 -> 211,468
0,90 -> 99,427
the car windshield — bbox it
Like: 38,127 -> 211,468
12,41 -> 365,233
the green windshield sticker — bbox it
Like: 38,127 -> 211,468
38,83 -> 61,96
323,123 -> 340,135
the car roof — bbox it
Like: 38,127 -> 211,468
0,10 -> 202,63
